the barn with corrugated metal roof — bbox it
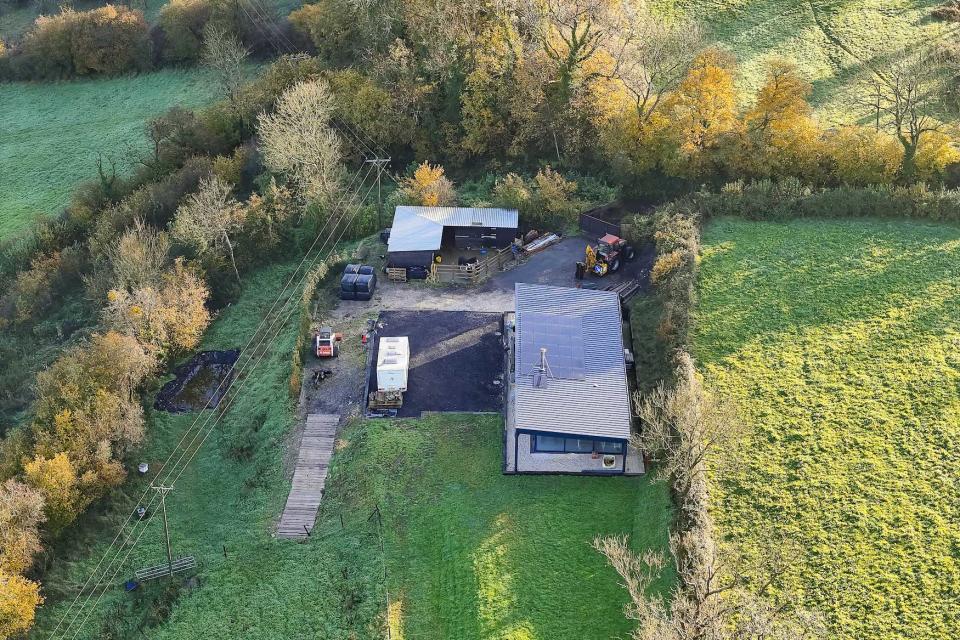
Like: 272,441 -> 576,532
386,206 -> 519,270
505,283 -> 643,475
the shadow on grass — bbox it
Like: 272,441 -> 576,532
694,218 -> 960,364
341,415 -> 675,640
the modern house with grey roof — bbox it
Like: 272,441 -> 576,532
505,283 -> 644,475
387,206 -> 519,269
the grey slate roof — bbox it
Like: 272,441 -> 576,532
387,206 -> 519,253
514,283 -> 633,440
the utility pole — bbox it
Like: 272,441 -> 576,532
365,158 -> 391,230
152,485 -> 175,580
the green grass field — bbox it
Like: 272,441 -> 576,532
654,0 -> 959,124
31,258 -> 673,640
0,70 -> 223,238
351,415 -> 674,640
694,218 -> 960,640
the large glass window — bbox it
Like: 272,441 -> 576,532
533,435 -> 565,452
531,435 -> 625,454
566,438 -> 594,453
596,440 -> 625,454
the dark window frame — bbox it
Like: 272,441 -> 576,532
530,434 -> 625,455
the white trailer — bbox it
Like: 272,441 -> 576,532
376,336 -> 409,392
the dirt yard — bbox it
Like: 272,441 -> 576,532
299,235 -> 652,418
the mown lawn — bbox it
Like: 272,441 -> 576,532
694,218 -> 960,640
33,258 -> 673,640
0,69 -> 223,238
343,415 -> 675,640
653,0 -> 958,123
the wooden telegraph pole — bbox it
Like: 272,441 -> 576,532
365,157 -> 391,230
151,485 -> 175,580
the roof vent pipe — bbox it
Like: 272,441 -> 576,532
532,347 -> 553,388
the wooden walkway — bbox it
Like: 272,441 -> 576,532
277,413 -> 338,540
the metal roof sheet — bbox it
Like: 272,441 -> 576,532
514,283 -> 632,440
387,206 -> 519,253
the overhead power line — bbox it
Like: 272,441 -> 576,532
50,142 -> 380,639
47,156 -> 371,639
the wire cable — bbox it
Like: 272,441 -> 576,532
62,171 -> 381,640
46,159 -> 367,638
50,157 -> 377,640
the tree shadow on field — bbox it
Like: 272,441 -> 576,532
694,220 -> 960,365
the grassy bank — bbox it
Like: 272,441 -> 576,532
694,217 -> 960,639
32,256 -> 673,639
654,0 -> 957,124
0,69 -> 224,238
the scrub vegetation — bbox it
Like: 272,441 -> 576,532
693,217 -> 960,640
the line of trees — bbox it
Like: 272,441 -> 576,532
0,58 -> 350,638
0,0 -> 306,80
278,0 -> 960,190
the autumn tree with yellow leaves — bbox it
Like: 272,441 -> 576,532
104,258 -> 211,360
741,59 -> 822,180
660,48 -> 740,179
0,570 -> 43,640
398,162 -> 457,207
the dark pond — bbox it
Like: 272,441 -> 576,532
154,350 -> 240,413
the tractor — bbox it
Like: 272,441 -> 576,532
314,327 -> 343,358
584,233 -> 635,277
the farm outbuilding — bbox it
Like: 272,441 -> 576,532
386,206 -> 519,270
505,283 -> 643,475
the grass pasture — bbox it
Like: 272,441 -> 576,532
694,218 -> 960,639
32,257 -> 673,640
0,69 -> 223,238
654,0 -> 959,124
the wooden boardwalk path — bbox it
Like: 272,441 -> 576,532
277,413 -> 339,540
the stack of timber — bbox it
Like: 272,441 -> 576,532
523,233 -> 561,255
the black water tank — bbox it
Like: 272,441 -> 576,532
354,273 -> 377,300
340,273 -> 359,300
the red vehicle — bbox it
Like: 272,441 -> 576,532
587,233 -> 635,276
314,327 -> 343,358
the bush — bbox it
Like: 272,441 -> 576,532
932,1 -> 960,21
490,167 -> 585,230
158,0 -> 297,63
289,0 -> 358,66
8,5 -> 152,80
697,179 -> 960,223
157,0 -> 212,63
0,569 -> 43,639
395,162 -> 457,207
0,245 -> 84,328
